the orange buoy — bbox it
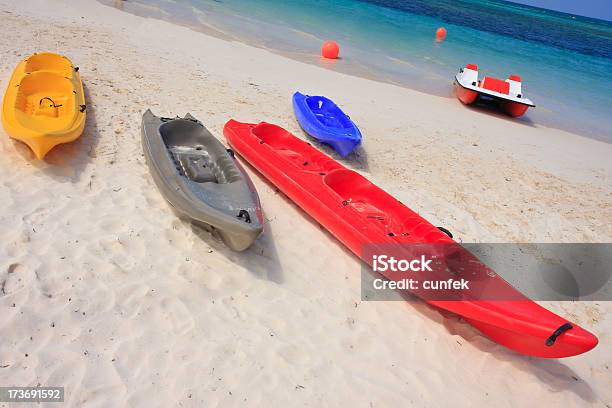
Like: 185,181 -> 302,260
321,41 -> 340,59
435,27 -> 447,41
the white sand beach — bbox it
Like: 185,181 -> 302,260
0,0 -> 611,406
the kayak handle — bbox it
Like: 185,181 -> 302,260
437,226 -> 453,239
40,97 -> 62,108
237,210 -> 251,224
545,323 -> 573,346
79,104 -> 87,113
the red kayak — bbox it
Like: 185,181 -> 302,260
224,120 -> 598,358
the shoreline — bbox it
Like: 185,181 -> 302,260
0,0 -> 611,406
98,0 -> 612,143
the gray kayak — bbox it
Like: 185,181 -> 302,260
141,109 -> 264,251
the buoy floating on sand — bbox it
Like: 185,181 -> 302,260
435,27 -> 447,42
321,41 -> 340,59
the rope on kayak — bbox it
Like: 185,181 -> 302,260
545,323 -> 573,346
237,210 -> 251,224
437,226 -> 453,239
40,97 -> 62,108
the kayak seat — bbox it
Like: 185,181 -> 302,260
306,96 -> 353,129
179,153 -> 218,183
315,113 -> 343,129
172,149 -> 241,185
162,119 -> 241,185
252,122 -> 343,172
325,169 -> 449,240
25,53 -> 73,78
14,71 -> 75,132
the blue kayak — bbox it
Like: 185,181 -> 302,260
292,92 -> 362,157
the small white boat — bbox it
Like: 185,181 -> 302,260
454,64 -> 535,117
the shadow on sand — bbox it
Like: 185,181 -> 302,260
462,97 -> 537,128
296,128 -> 370,172
190,218 -> 284,284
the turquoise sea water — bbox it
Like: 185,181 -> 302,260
107,0 -> 612,141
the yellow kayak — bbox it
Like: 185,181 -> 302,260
2,52 -> 86,159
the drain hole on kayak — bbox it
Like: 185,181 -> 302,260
388,233 -> 395,237
303,161 -> 309,166
319,172 -> 326,176
195,146 -> 203,151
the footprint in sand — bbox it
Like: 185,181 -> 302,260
115,283 -> 150,319
1,263 -> 34,296
160,297 -> 195,336
22,207 -> 50,226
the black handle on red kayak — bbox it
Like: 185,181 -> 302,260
546,323 -> 573,346
437,226 -> 453,239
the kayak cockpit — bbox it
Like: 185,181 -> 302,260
25,52 -> 74,77
14,71 -> 77,133
306,96 -> 354,130
324,169 -> 446,241
160,119 -> 241,185
252,122 -> 341,172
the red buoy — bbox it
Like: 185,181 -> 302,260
321,41 -> 340,59
435,27 -> 447,42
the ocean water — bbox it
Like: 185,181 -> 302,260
106,0 -> 612,141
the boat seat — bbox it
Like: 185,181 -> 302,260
481,76 -> 510,94
461,64 -> 479,86
506,75 -> 523,97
